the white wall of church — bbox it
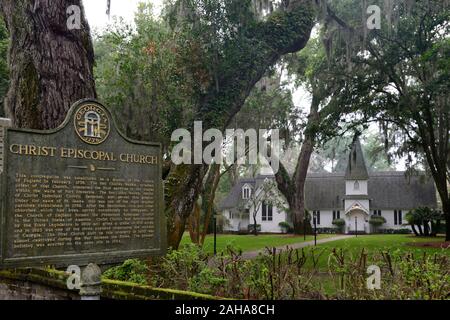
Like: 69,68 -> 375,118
255,204 -> 287,233
378,210 -> 411,231
223,210 -> 248,232
315,210 -> 334,228
345,180 -> 368,195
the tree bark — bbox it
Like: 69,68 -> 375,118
200,164 -> 221,245
410,224 -> 419,236
417,223 -> 423,236
165,163 -> 207,249
274,93 -> 320,234
0,0 -> 96,129
187,201 -> 201,244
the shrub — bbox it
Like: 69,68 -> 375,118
379,228 -> 412,234
332,219 -> 346,233
369,216 -> 387,233
247,224 -> 261,232
332,219 -> 346,227
103,245 -> 450,300
315,227 -> 338,234
188,267 -> 228,295
103,259 -> 149,285
369,215 -> 387,226
278,221 -> 293,233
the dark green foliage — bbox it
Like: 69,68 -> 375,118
321,0 -> 450,239
102,259 -> 150,285
369,215 -> 387,233
332,218 -> 346,233
103,244 -> 450,299
279,221 -> 293,233
94,3 -> 187,146
378,229 -> 412,235
332,219 -> 346,227
405,207 -> 444,236
369,216 -> 387,227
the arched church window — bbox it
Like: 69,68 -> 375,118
242,185 -> 252,199
354,180 -> 360,190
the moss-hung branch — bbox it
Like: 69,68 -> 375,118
163,0 -> 316,249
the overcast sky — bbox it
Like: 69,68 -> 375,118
83,1 -> 401,169
84,0 -> 163,32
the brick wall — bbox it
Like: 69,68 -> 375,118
0,278 -> 80,300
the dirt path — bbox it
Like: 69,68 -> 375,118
241,235 -> 353,260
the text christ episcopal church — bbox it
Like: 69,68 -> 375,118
219,137 -> 437,234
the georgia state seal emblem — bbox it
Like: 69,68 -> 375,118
74,103 -> 110,145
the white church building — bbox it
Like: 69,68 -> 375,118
219,138 -> 437,234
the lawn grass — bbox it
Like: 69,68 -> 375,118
300,234 -> 450,271
180,233 -> 334,254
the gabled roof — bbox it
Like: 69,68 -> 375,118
218,175 -> 272,210
218,172 -> 437,211
345,136 -> 369,180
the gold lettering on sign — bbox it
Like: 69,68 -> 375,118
10,144 -> 57,157
12,173 -> 155,253
8,145 -> 158,165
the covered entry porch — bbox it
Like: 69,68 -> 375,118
345,203 -> 370,234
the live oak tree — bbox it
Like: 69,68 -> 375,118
0,0 -> 96,129
269,33 -> 352,234
162,0 -> 316,248
321,0 -> 450,240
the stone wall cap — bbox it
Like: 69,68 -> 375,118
0,118 -> 11,126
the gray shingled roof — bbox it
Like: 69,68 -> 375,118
368,172 -> 437,210
345,137 -> 369,180
218,172 -> 437,211
219,136 -> 437,212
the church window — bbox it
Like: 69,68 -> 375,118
394,210 -> 402,225
262,201 -> 273,222
313,211 -> 321,225
333,210 -> 341,220
242,185 -> 252,199
354,180 -> 360,190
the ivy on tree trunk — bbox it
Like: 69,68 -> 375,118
164,0 -> 316,249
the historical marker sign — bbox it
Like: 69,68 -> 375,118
0,100 -> 166,268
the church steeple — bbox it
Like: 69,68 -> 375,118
345,135 -> 369,180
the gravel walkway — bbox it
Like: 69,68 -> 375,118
240,235 -> 353,260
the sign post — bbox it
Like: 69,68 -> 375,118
313,212 -> 317,246
303,215 -> 306,241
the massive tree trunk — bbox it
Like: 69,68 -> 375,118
274,93 -> 320,234
199,164 -> 221,245
165,0 -> 315,249
0,0 -> 96,129
165,164 -> 208,249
